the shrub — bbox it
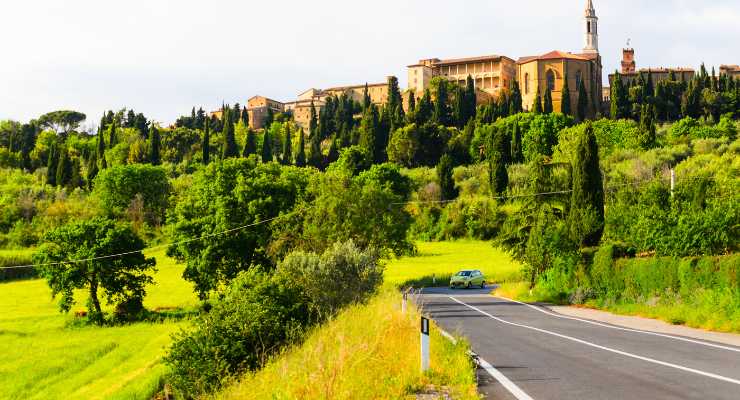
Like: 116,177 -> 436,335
165,270 -> 309,397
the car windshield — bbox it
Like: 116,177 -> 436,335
457,271 -> 472,276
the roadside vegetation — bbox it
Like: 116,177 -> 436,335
217,289 -> 478,400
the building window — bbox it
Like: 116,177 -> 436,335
524,73 -> 529,94
575,70 -> 582,89
587,21 -> 591,34
546,70 -> 556,92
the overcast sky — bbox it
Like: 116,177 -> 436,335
2,0 -> 738,126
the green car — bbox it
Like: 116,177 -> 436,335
449,270 -> 486,289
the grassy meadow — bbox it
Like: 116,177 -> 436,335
218,289 -> 478,400
385,240 -> 521,287
1,240 -> 516,400
0,248 -> 198,400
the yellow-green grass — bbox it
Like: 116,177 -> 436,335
385,240 -> 521,288
218,289 -> 478,400
0,248 -> 198,400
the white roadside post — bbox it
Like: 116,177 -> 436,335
420,316 -> 430,372
670,168 -> 676,198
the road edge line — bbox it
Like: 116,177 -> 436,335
437,327 -> 535,400
492,295 -> 740,353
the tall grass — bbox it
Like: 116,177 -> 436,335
0,248 -> 36,281
217,289 -> 478,400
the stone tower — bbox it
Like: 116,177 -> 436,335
621,47 -> 636,74
583,0 -> 599,54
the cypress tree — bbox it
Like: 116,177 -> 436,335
510,122 -> 523,163
577,79 -> 589,122
96,126 -> 106,161
241,107 -> 249,127
309,126 -> 322,169
433,80 -> 451,126
359,105 -> 379,162
202,118 -> 210,164
489,151 -> 508,196
387,76 -> 404,125
362,83 -> 371,110
568,122 -> 604,247
243,128 -> 257,157
264,107 -> 275,129
543,88 -> 553,114
327,136 -> 340,164
46,144 -> 58,186
437,154 -> 458,201
407,91 -> 416,116
261,129 -> 273,163
309,102 -> 318,139
295,128 -> 307,167
222,110 -> 239,159
465,75 -> 477,122
638,104 -> 657,149
533,88 -> 543,114
610,72 -> 629,119
148,125 -> 161,165
416,89 -> 433,125
108,122 -> 117,148
69,157 -> 83,189
55,148 -> 72,188
87,153 -> 98,189
561,74 -> 572,116
453,85 -> 467,128
281,126 -> 292,165
511,80 -> 523,113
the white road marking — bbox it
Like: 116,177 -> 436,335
437,328 -> 534,400
494,296 -> 740,354
450,296 -> 740,386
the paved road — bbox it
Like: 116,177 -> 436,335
420,288 -> 740,400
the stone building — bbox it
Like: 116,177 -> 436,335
246,96 -> 286,129
516,0 -> 603,116
720,65 -> 740,79
608,48 -> 695,87
407,55 -> 517,102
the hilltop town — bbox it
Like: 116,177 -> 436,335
222,0 -> 739,130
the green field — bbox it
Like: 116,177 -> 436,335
0,249 -> 198,400
0,240 -> 517,400
385,240 -> 521,287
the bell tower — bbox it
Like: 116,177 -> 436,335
583,0 -> 599,54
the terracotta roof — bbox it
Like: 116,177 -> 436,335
720,65 -> 740,71
517,50 -> 591,64
434,55 -> 513,66
248,95 -> 284,104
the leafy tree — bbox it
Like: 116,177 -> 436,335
37,110 -> 86,137
568,122 -> 604,247
93,164 -> 170,225
295,128 -> 306,167
261,128 -> 273,163
281,126 -> 292,165
167,159 -> 312,298
33,217 -> 156,324
577,79 -> 589,122
561,74 -> 572,116
437,154 -> 458,200
543,88 -> 553,114
243,128 -> 257,158
148,125 -> 161,165
202,118 -> 210,164
222,110 -> 239,159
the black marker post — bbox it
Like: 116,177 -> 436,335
420,316 -> 430,371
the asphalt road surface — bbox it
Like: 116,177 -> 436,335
420,288 -> 740,400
